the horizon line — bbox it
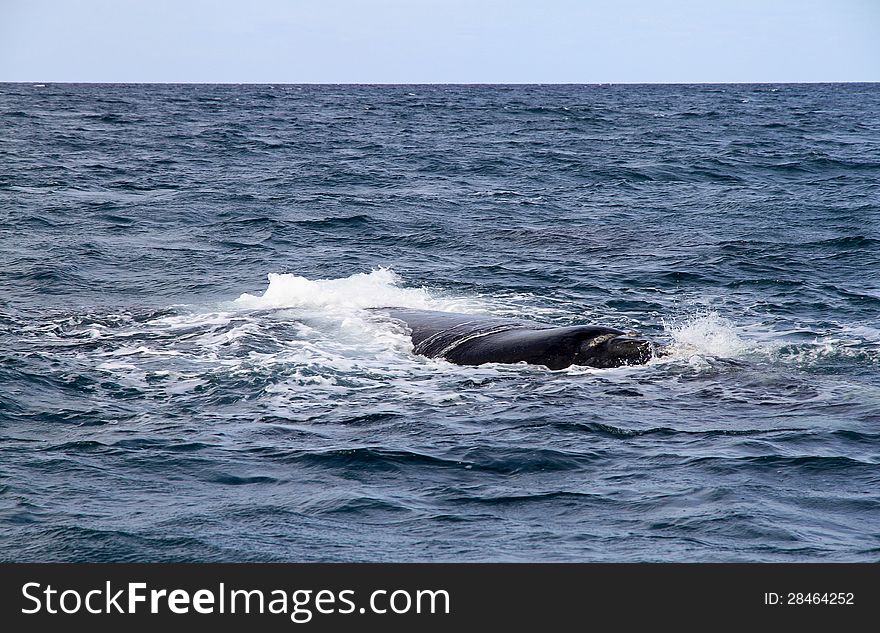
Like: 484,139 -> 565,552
3,80 -> 880,86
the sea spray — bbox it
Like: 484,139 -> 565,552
662,311 -> 751,358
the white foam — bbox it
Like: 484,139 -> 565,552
233,267 -> 477,313
238,268 -> 406,310
662,311 -> 751,358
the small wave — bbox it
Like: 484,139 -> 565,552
764,157 -> 880,174
773,338 -> 879,368
82,113 -> 133,124
302,495 -> 413,519
296,447 -> 459,472
804,235 -> 880,248
673,110 -> 722,119
690,454 -> 877,474
295,214 -> 376,229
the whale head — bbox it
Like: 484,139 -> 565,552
575,331 -> 658,368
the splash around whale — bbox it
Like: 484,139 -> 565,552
381,308 -> 664,370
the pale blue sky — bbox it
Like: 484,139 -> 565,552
1,0 -> 878,83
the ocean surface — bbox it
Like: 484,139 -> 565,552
1,83 -> 879,562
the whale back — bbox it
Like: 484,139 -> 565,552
386,309 -> 532,357
444,324 -> 626,369
385,308 -> 633,370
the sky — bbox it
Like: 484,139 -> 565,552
0,0 -> 878,83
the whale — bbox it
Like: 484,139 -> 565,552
382,308 -> 661,369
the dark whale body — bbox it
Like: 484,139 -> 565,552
384,308 -> 658,370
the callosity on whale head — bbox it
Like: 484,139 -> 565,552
574,333 -> 661,368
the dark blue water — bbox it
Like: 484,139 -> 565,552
1,83 -> 879,562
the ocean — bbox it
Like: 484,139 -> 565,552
1,83 -> 878,562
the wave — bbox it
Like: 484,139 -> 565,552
294,214 -> 377,229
